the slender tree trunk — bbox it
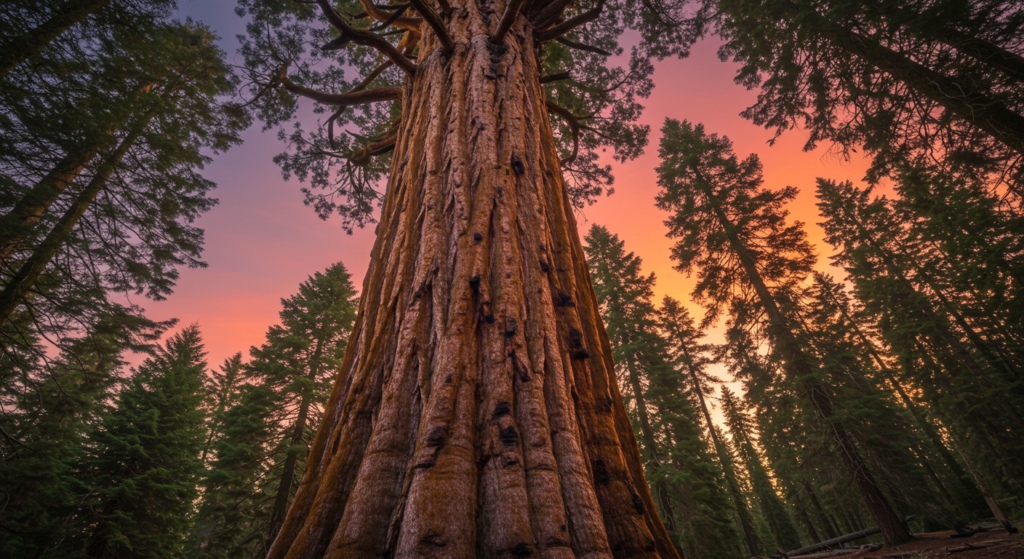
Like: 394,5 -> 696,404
693,168 -> 911,545
0,111 -> 154,324
0,83 -> 152,263
621,352 -> 679,538
832,295 -> 985,514
0,146 -> 102,262
791,489 -> 822,543
680,347 -> 760,557
0,0 -> 110,77
803,480 -> 841,540
265,341 -> 324,549
266,8 -> 678,559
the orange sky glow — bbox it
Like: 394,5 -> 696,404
144,5 -> 879,386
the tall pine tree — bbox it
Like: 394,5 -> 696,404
585,224 -> 740,558
656,118 -> 911,544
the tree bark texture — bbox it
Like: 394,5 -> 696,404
266,6 -> 679,559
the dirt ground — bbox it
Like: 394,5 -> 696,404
798,524 -> 1024,559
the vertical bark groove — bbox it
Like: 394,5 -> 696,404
266,3 -> 678,558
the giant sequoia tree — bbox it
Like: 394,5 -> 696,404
236,0 -> 695,555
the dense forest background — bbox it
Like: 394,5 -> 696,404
2,0 -> 1023,558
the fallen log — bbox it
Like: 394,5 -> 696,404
777,516 -> 915,558
778,526 -> 881,557
788,549 -> 857,559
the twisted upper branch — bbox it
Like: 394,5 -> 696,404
278,65 -> 403,106
535,0 -> 605,42
315,0 -> 418,75
409,0 -> 455,51
356,0 -> 422,31
490,0 -> 527,44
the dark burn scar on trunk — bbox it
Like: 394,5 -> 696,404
425,426 -> 446,447
510,153 -> 525,175
593,459 -> 610,484
493,401 -> 511,419
504,316 -> 518,337
499,425 -> 518,446
630,488 -> 645,514
555,292 -> 575,307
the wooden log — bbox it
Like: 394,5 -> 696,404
789,549 -> 857,559
779,525 -> 881,557
778,516 -> 914,558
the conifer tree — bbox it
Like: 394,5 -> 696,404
816,177 -> 1024,498
191,263 -> 358,559
585,224 -> 739,558
0,17 -> 246,382
657,295 -> 761,556
694,0 -> 1024,184
201,353 -> 245,463
74,325 -> 209,559
0,317 -> 164,558
809,272 -> 988,522
190,382 -> 276,559
720,386 -> 803,551
796,274 -> 954,528
656,118 -> 911,544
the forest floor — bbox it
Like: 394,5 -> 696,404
818,523 -> 1024,559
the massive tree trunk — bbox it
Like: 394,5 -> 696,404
266,7 -> 679,559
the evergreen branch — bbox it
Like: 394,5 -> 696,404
278,65 -> 403,106
528,0 -> 576,31
314,0 -> 418,75
408,0 -> 455,51
555,37 -> 611,56
535,0 -> 605,42
546,100 -> 580,165
540,71 -> 571,84
490,0 -> 527,44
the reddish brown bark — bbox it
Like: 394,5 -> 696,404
266,4 -> 678,558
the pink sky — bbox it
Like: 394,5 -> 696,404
152,4 -> 875,373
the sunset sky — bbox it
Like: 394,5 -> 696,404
154,2 -> 876,373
